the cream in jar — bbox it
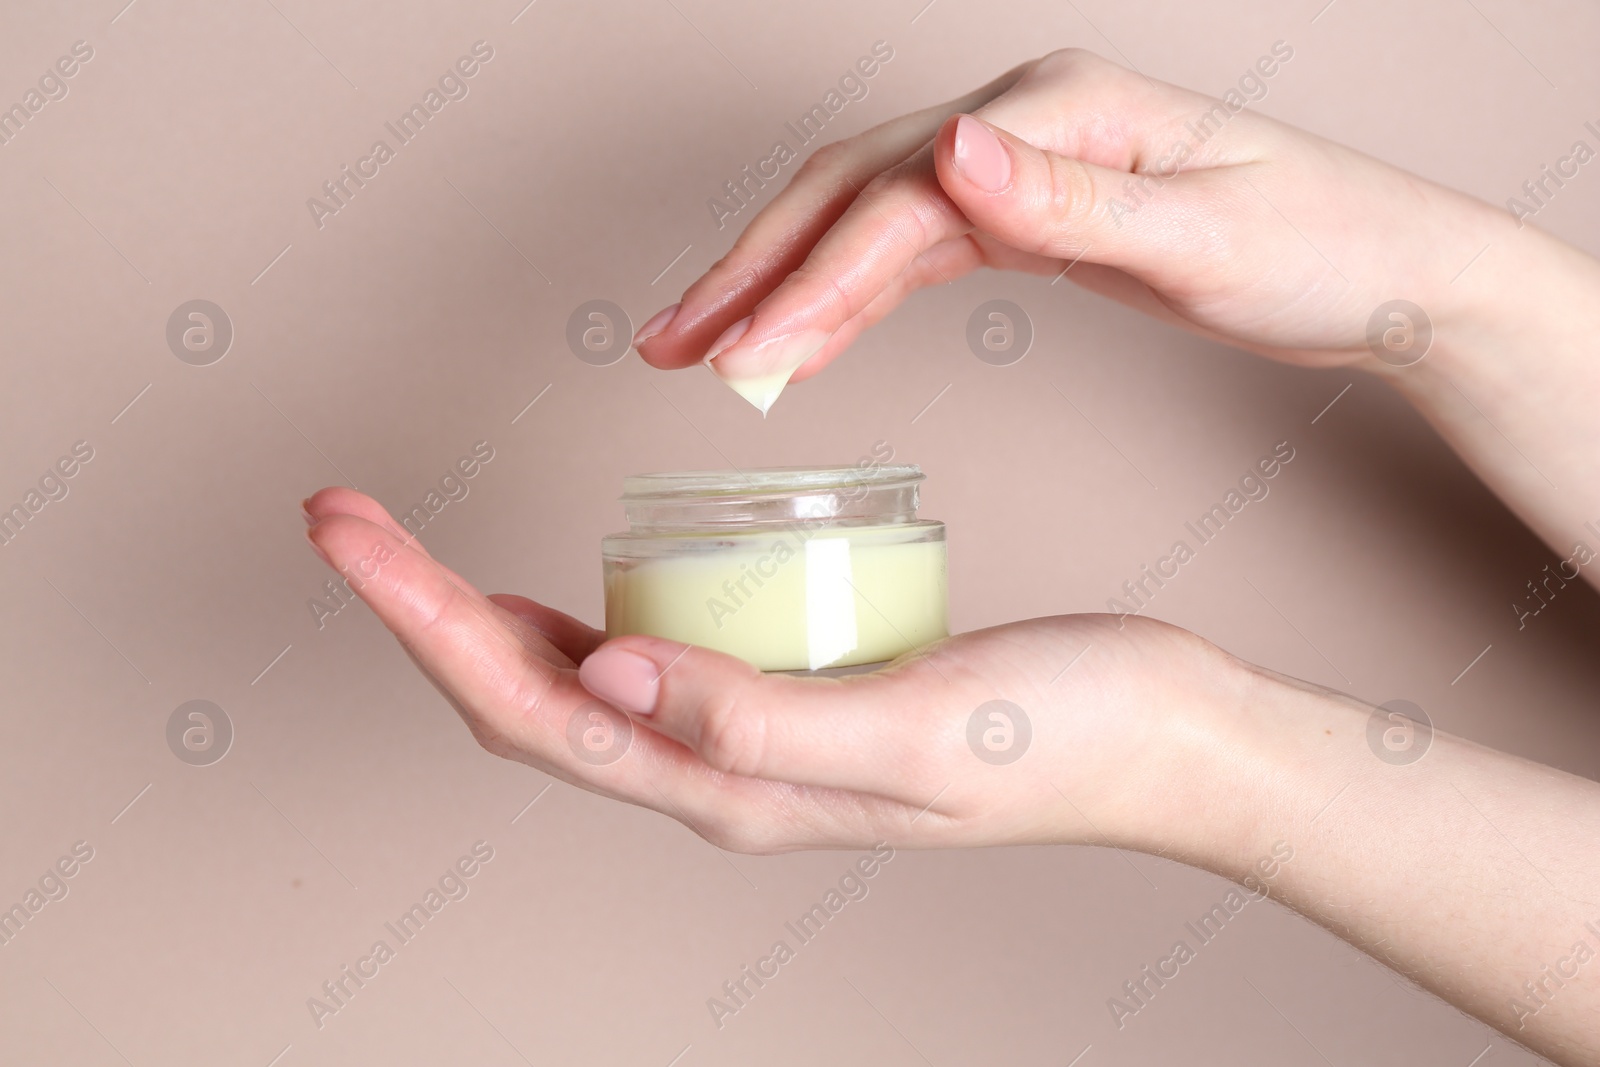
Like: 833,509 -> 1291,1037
601,464 -> 948,672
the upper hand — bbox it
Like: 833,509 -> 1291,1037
633,48 -> 1500,385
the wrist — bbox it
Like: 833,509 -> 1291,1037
1085,632 -> 1291,876
1360,192 -> 1600,557
1367,190 -> 1597,401
1115,642 -> 1371,887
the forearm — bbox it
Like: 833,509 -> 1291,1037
1378,198 -> 1600,587
1166,657 -> 1600,1064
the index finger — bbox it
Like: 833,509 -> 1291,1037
634,63 -> 1033,371
304,510 -> 852,843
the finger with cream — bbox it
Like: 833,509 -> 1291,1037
704,316 -> 832,415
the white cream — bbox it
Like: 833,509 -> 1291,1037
604,527 -> 948,672
710,366 -> 800,416
706,329 -> 831,415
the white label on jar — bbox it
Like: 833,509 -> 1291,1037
804,538 -> 858,671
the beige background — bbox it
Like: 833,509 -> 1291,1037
2,0 -> 1597,1063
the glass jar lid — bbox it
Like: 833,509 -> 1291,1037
617,464 -> 926,533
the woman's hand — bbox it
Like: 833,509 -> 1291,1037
637,47 -> 1600,593
634,47 -> 1503,390
301,486 -> 1244,857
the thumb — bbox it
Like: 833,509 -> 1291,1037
935,113 -> 1182,272
576,635 -> 944,798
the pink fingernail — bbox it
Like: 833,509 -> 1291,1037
579,648 -> 662,715
301,498 -> 317,526
952,115 -> 1011,193
304,525 -> 332,566
633,303 -> 680,348
704,315 -> 753,363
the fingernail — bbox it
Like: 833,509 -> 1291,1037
304,525 -> 332,566
953,115 -> 1011,193
579,648 -> 662,715
633,302 -> 680,348
704,315 -> 753,363
301,498 -> 316,526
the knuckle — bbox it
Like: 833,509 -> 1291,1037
795,139 -> 849,181
411,599 -> 449,639
693,812 -> 771,855
467,713 -> 521,764
858,168 -> 897,202
786,261 -> 856,319
508,670 -> 551,723
1044,154 -> 1098,242
457,706 -> 517,760
1030,48 -> 1136,96
701,247 -> 739,278
864,192 -> 928,247
699,250 -> 769,295
696,684 -> 770,778
853,172 -> 935,252
1037,47 -> 1109,79
469,677 -> 547,761
410,580 -> 465,641
473,727 -> 518,762
1035,47 -> 1092,78
859,169 -> 929,235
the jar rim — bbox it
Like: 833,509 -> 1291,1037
620,464 -> 924,500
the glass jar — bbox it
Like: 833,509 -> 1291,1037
601,464 -> 948,672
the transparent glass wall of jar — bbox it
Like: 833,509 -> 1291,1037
601,465 -> 948,672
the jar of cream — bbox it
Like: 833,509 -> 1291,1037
602,464 -> 948,672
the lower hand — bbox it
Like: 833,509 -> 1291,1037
303,486 -> 1241,856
